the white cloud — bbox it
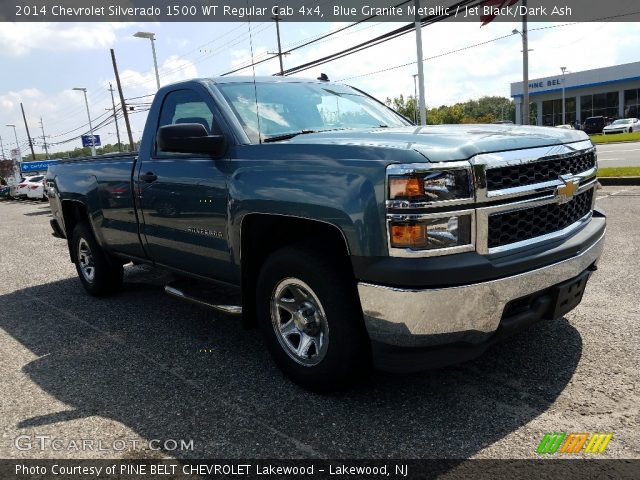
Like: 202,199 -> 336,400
115,55 -> 199,92
0,22 -> 132,56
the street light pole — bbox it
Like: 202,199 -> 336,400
134,31 -> 161,90
73,88 -> 96,156
561,66 -> 567,125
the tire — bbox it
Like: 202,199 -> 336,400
256,246 -> 370,391
72,222 -> 123,297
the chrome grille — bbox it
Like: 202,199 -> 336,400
486,151 -> 596,191
487,189 -> 593,248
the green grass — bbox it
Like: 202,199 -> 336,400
590,132 -> 640,144
597,167 -> 640,177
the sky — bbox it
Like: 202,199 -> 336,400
0,19 -> 639,156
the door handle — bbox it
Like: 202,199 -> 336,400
140,172 -> 158,183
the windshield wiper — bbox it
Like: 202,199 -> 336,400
262,129 -> 316,143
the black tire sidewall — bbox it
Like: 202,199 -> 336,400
256,246 -> 370,391
72,223 -> 123,297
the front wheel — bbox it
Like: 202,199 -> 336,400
72,223 -> 123,297
256,246 -> 370,391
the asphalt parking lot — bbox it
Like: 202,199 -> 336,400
0,189 -> 638,461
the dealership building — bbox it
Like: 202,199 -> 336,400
511,61 -> 640,126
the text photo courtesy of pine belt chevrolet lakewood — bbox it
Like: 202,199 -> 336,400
47,77 -> 605,391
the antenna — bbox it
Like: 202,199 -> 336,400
247,15 -> 262,143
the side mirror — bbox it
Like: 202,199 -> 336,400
156,123 -> 225,156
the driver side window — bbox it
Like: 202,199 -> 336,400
155,89 -> 221,157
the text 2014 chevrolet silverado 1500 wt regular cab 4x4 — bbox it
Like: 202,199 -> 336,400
47,77 -> 605,390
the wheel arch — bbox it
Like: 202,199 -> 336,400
239,213 -> 353,328
61,200 -> 96,262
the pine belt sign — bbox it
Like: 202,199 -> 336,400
21,160 -> 59,173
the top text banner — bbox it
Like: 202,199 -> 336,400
2,0 -> 640,22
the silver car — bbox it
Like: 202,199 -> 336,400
602,118 -> 640,135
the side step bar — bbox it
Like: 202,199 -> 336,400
164,285 -> 242,315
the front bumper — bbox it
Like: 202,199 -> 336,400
357,228 -> 604,355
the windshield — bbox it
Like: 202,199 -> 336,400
612,119 -> 631,125
217,82 -> 410,143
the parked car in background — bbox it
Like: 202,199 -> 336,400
602,118 -> 640,135
15,175 -> 44,199
0,184 -> 10,199
555,124 -> 575,129
582,116 -> 607,135
26,177 -> 47,200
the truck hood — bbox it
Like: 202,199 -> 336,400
285,124 -> 590,162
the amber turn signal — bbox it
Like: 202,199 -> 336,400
389,176 -> 423,199
390,224 -> 426,248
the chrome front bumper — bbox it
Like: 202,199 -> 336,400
357,230 -> 605,348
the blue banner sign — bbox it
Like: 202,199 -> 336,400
21,160 -> 59,173
81,134 -> 101,147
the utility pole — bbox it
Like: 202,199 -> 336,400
111,48 -> 135,151
73,88 -> 96,156
39,118 -> 50,159
414,0 -> 426,125
108,83 -> 123,152
522,0 -> 530,125
412,74 -> 418,124
20,103 -> 36,160
269,14 -> 286,75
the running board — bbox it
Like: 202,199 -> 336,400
164,285 -> 242,315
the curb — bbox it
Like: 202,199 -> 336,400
592,138 -> 640,145
597,177 -> 640,186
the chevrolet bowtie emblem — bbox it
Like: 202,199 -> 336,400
556,175 -> 580,204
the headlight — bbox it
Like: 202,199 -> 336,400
389,214 -> 473,251
388,168 -> 472,203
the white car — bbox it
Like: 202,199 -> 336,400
26,177 -> 47,200
15,175 -> 44,199
602,118 -> 640,135
555,124 -> 575,129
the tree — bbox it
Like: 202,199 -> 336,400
386,95 -> 515,125
386,94 -> 417,122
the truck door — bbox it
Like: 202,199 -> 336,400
137,88 -> 234,282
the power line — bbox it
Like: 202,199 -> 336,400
337,32 -> 517,81
219,16 -> 386,76
279,0 -> 483,77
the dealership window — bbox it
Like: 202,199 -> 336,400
542,97 -> 576,126
624,89 -> 639,118
580,91 -> 619,120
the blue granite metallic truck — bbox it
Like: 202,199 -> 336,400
47,76 -> 605,390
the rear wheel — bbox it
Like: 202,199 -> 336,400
72,223 -> 123,297
256,246 -> 370,391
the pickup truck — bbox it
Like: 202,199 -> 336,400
47,76 -> 605,390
